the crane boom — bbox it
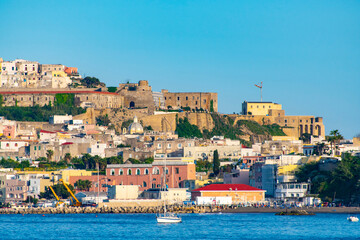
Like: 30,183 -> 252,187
49,185 -> 64,207
49,186 -> 60,201
59,179 -> 82,206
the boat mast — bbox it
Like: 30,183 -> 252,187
163,136 -> 167,214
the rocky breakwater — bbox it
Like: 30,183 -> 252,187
0,205 -> 218,215
275,210 -> 315,216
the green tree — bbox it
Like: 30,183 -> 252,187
210,100 -> 214,112
328,130 -> 344,156
46,150 -> 54,162
74,179 -> 92,191
64,153 -> 72,164
300,133 -> 312,144
81,76 -> 101,88
25,196 -> 39,205
39,183 -> 75,199
213,150 -> 220,176
175,117 -> 203,138
107,87 -> 117,93
96,114 -> 111,126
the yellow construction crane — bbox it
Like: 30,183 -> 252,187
49,185 -> 64,207
59,179 -> 82,207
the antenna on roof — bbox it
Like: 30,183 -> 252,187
254,82 -> 263,102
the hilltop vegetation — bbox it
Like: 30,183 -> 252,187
176,113 -> 286,145
0,93 -> 86,122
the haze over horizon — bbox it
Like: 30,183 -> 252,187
1,0 -> 359,138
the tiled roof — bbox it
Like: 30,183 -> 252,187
192,184 -> 264,192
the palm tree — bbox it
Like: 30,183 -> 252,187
329,130 -> 344,156
46,150 -> 54,162
64,153 -> 72,164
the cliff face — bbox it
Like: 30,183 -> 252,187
99,109 -> 288,143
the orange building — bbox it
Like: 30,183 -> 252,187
191,184 -> 266,203
64,67 -> 78,75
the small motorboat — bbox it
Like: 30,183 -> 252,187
347,216 -> 359,222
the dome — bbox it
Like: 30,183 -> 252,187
128,116 -> 143,134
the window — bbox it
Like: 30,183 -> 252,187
167,143 -> 171,148
144,168 -> 149,175
164,167 -> 169,175
178,144 -> 182,148
119,169 -> 123,175
186,96 -> 188,100
177,97 -> 180,101
110,169 -> 115,176
143,181 -> 147,187
34,146 -> 37,150
39,146 -> 41,150
175,168 -> 179,174
152,167 -> 160,175
136,169 -> 141,175
127,169 -> 132,175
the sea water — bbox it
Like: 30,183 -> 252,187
0,213 -> 359,239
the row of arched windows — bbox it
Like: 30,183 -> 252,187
110,167 -> 169,176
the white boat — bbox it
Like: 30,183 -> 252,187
156,139 -> 182,224
347,216 -> 359,222
157,212 -> 182,223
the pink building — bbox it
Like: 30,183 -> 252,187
0,176 -> 28,203
70,162 -> 196,192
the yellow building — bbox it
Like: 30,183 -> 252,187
242,101 -> 282,116
277,165 -> 300,175
59,169 -> 93,184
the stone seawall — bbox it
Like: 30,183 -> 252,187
1,206 -> 360,214
0,205 -> 217,214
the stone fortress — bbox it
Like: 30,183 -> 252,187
0,57 -> 325,140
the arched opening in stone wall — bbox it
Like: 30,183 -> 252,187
315,125 -> 321,136
129,101 -> 135,108
299,125 -> 303,135
310,125 -> 313,135
305,125 -> 308,134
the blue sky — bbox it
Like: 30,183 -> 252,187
1,0 -> 359,138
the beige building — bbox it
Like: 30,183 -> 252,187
0,89 -> 123,109
242,101 -> 282,116
235,108 -> 325,139
40,64 -> 65,73
162,89 -> 218,112
108,185 -> 139,200
118,80 -> 155,111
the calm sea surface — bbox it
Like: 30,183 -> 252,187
0,213 -> 359,239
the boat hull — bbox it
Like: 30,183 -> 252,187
156,217 -> 182,223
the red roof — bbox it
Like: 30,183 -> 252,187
40,130 -> 56,134
61,142 -> 73,145
192,184 -> 264,192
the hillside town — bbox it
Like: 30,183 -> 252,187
0,57 -> 359,209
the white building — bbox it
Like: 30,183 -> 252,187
87,143 -> 107,157
275,182 -> 310,201
183,145 -> 241,160
49,115 -> 73,124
